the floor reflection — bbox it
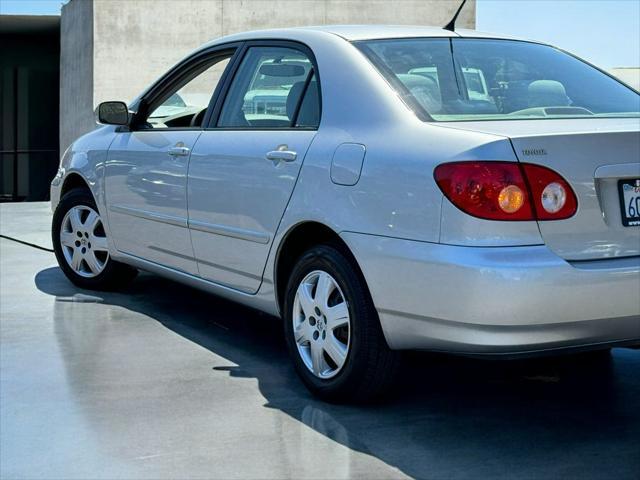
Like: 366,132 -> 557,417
35,267 -> 640,479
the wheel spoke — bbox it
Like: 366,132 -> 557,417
324,334 -> 347,369
314,272 -> 333,308
296,282 -> 315,318
68,208 -> 83,232
83,211 -> 99,233
294,321 -> 309,344
84,251 -> 102,275
326,301 -> 349,330
90,235 -> 108,252
310,340 -> 327,376
60,231 -> 76,248
70,248 -> 83,271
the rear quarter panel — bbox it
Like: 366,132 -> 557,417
264,33 -> 542,290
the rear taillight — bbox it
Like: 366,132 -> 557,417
521,163 -> 577,220
434,161 -> 577,221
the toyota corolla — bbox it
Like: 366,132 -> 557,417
51,26 -> 640,402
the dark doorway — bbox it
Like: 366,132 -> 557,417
0,15 -> 60,202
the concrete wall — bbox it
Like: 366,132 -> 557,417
60,0 -> 475,152
60,0 -> 94,155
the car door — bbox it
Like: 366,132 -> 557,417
104,47 -> 236,274
188,43 -> 321,293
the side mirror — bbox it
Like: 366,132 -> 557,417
97,101 -> 129,125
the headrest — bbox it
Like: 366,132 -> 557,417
528,80 -> 570,107
397,73 -> 442,112
286,81 -> 306,120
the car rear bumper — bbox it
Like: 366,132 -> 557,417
341,232 -> 640,354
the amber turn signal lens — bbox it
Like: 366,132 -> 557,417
498,185 -> 525,213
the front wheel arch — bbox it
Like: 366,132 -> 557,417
52,188 -> 136,290
60,172 -> 92,199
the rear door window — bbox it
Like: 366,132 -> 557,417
217,46 -> 319,128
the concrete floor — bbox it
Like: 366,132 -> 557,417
1,202 -> 639,480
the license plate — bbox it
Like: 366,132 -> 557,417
618,178 -> 640,227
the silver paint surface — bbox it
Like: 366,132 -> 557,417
51,26 -> 640,353
188,130 -> 315,293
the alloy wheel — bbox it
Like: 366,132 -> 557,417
60,205 -> 109,278
292,270 -> 351,379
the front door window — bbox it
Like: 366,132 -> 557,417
143,56 -> 231,129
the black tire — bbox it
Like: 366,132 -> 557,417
52,187 -> 137,290
577,347 -> 612,362
283,244 -> 400,403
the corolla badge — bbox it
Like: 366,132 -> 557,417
521,148 -> 547,156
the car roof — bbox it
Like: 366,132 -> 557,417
304,25 -> 520,41
303,25 -> 457,40
203,25 -> 525,47
131,25 -> 531,109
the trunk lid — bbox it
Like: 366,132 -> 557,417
444,118 -> 640,260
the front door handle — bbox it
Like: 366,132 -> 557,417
167,145 -> 190,157
266,146 -> 297,163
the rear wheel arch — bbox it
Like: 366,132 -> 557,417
274,221 -> 369,316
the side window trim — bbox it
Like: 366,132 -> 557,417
205,39 -> 322,131
130,43 -> 242,131
205,43 -> 250,129
200,43 -> 247,130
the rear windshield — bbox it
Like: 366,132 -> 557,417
356,38 -> 640,122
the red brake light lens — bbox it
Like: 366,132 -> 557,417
434,161 -> 534,221
434,161 -> 577,221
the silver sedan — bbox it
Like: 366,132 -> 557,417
51,26 -> 640,402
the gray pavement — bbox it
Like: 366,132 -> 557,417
1,202 -> 639,479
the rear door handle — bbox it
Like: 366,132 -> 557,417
266,150 -> 297,163
168,146 -> 190,157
